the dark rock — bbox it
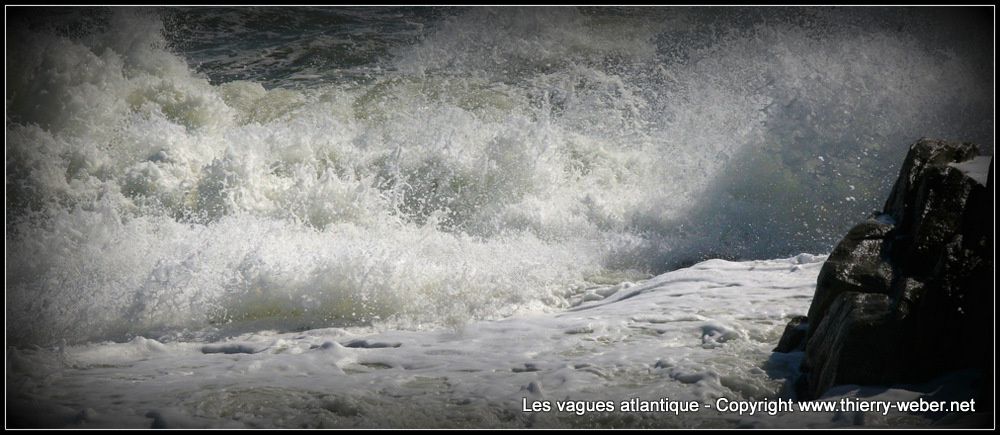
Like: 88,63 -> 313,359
773,315 -> 808,353
805,218 -> 895,338
803,291 -> 897,398
778,138 -> 993,403
882,139 -> 979,227
894,165 -> 981,274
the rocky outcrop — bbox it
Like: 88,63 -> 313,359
773,315 -> 808,353
776,138 -> 993,401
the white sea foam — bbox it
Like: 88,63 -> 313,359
6,8 -> 993,346
9,256 -> 983,428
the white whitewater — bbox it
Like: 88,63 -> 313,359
5,8 -> 992,428
8,256 -> 979,428
6,8 -> 991,346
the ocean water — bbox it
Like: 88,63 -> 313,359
4,7 -> 993,417
5,7 -> 993,428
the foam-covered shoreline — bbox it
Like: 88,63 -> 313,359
11,254 -> 987,428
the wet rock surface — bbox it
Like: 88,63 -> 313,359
777,138 -> 994,402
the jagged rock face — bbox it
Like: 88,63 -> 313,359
778,138 -> 994,401
805,292 -> 897,395
805,218 -> 895,339
883,140 -> 980,228
773,315 -> 808,353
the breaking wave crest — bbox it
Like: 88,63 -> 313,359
6,7 -> 992,345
